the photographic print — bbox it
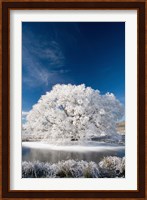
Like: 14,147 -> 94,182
2,0 -> 146,198
22,22 -> 125,179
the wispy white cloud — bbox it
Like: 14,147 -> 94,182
22,32 -> 69,87
25,40 -> 65,67
22,54 -> 59,87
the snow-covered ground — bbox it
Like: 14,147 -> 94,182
22,141 -> 125,152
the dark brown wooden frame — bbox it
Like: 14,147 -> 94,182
1,0 -> 146,199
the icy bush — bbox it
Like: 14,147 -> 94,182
22,160 -> 100,178
98,156 -> 125,178
24,84 -> 124,144
22,156 -> 125,178
56,160 -> 99,178
22,161 -> 58,178
121,157 -> 125,175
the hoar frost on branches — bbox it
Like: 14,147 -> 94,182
24,84 -> 124,143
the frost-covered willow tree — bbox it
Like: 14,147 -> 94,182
24,84 -> 124,143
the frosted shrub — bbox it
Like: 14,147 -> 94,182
22,161 -> 57,178
22,161 -> 35,178
56,160 -> 100,178
24,84 -> 124,144
121,157 -> 125,177
22,159 -> 100,178
56,160 -> 83,178
22,156 -> 125,178
82,161 -> 100,178
98,156 -> 125,178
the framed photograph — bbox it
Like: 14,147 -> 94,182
1,0 -> 146,199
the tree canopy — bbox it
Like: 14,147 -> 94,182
24,84 -> 124,143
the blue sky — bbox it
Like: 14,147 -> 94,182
22,22 -> 125,115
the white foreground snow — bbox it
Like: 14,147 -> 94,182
22,142 -> 125,152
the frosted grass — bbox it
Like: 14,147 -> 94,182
22,156 -> 125,178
